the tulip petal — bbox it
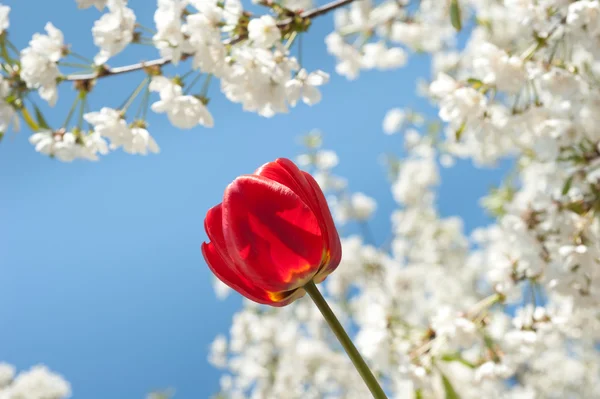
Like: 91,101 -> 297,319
203,205 -> 302,307
302,171 -> 342,275
255,158 -> 341,277
222,175 -> 324,292
203,242 -> 302,307
204,204 -> 236,266
202,241 -> 274,305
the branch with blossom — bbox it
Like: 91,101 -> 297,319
0,0 -> 363,161
7,0 -> 600,398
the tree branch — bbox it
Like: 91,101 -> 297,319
65,0 -> 355,82
301,0 -> 355,19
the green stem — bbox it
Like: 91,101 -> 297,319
136,85 -> 151,119
5,39 -> 19,55
304,281 -> 388,399
69,51 -> 93,64
180,69 -> 196,81
77,92 -> 87,129
20,107 -> 39,131
58,61 -> 92,69
62,93 -> 81,128
136,23 -> 157,34
0,39 -> 13,63
120,77 -> 149,112
184,72 -> 203,95
298,33 -> 303,67
141,85 -> 151,120
200,74 -> 213,97
285,31 -> 298,50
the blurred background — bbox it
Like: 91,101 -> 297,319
0,0 -> 507,397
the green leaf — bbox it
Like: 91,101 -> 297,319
440,353 -> 477,368
455,121 -> 466,141
467,78 -> 484,90
565,201 -> 588,215
33,103 -> 51,129
441,372 -> 461,399
450,0 -> 462,31
475,17 -> 492,30
562,175 -> 574,196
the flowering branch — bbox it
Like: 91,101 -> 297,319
65,56 -> 174,81
65,0 -> 356,82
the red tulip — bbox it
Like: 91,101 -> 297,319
202,158 -> 342,307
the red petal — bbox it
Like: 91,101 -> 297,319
302,171 -> 342,278
203,205 -> 303,307
255,158 -> 342,276
205,204 -> 237,269
202,241 -> 275,305
222,175 -> 324,292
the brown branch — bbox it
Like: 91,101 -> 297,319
65,0 -> 356,82
301,0 -> 355,19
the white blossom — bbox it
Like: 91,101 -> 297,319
286,69 -> 329,106
567,0 -> 600,36
20,23 -> 65,106
382,108 -> 405,134
248,16 -> 281,48
362,42 -> 407,70
0,5 -> 10,34
84,107 -> 159,154
330,192 -> 377,224
92,0 -> 136,64
150,76 -> 214,128
28,129 -> 108,162
0,76 -> 16,133
0,365 -> 71,399
153,0 -> 191,64
0,363 -> 15,388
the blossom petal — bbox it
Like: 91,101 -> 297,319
306,70 -> 329,86
285,80 -> 302,107
302,85 -> 322,105
222,175 -> 324,292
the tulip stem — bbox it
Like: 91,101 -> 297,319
304,281 -> 388,399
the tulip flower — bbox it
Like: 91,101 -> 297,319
201,157 -> 342,306
202,158 -> 387,399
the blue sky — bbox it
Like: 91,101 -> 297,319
0,1 -> 508,398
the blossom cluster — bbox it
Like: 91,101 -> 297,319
208,0 -> 600,397
0,363 -> 71,399
0,0 -> 330,161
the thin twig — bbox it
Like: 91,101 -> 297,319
65,0 -> 355,82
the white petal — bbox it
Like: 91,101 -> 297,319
302,86 -> 322,105
306,70 -> 329,86
285,80 -> 302,106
